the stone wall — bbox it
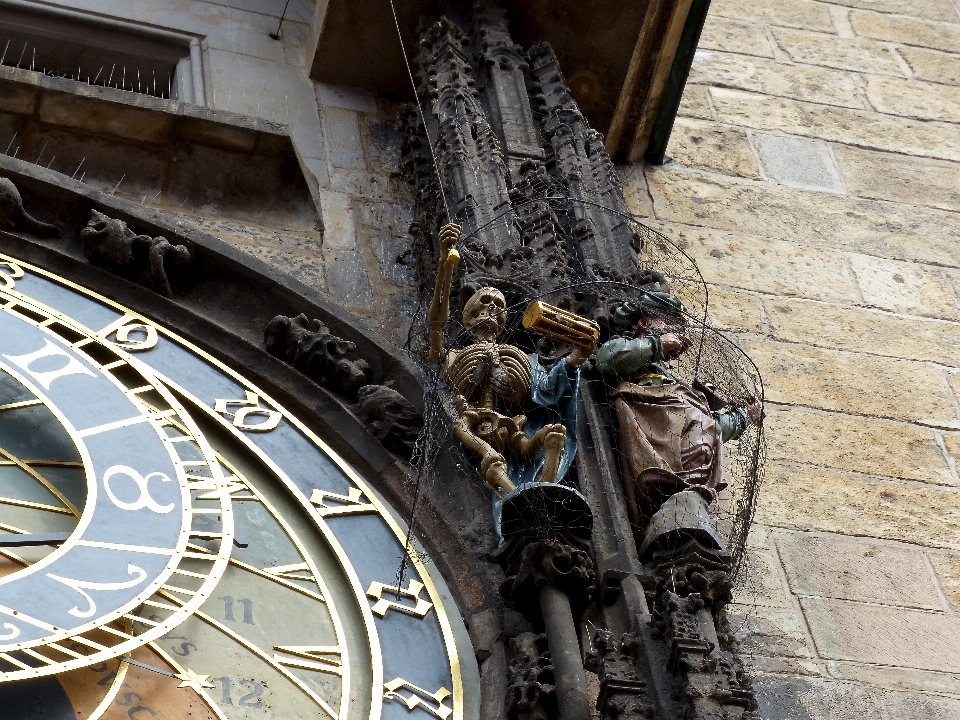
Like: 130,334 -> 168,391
618,0 -> 960,715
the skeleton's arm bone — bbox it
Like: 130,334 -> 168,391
427,223 -> 462,363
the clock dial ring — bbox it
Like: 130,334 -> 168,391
0,293 -> 235,682
0,252 -> 477,720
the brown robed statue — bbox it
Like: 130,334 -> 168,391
596,292 -> 763,553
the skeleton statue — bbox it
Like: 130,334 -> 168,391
428,224 -> 596,497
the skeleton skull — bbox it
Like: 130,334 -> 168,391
462,287 -> 506,340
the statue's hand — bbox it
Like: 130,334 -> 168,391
661,332 -> 691,358
746,396 -> 764,424
438,223 -> 461,264
566,340 -> 595,368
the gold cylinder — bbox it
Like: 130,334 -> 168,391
521,301 -> 599,351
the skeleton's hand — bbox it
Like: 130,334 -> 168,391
438,223 -> 461,264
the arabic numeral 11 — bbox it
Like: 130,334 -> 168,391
218,596 -> 254,624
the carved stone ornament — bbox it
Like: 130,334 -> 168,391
79,209 -> 192,297
0,177 -> 59,237
506,632 -> 556,720
585,629 -> 655,720
264,313 -> 370,400
356,384 -> 424,458
497,538 -> 597,621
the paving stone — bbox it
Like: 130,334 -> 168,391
830,0 -> 960,22
757,462 -> 960,551
801,597 -> 960,671
826,661 -> 960,697
318,191 -> 357,250
689,51 -> 863,108
776,531 -> 944,608
705,286 -> 762,332
899,46 -> 960,86
699,16 -> 774,58
927,550 -> 960,611
834,145 -> 960,212
754,134 -> 844,193
676,84 -> 714,120
644,222 -> 860,303
772,30 -> 906,76
709,0 -> 835,33
322,106 -> 366,170
739,339 -> 959,423
849,254 -> 960,321
710,86 -> 960,163
762,297 -> 960,367
851,10 -> 960,54
754,674 -> 960,720
865,74 -> 960,123
665,118 -> 761,178
763,405 -> 954,485
323,250 -> 374,308
726,603 -> 815,657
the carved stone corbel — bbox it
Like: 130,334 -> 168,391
0,178 -> 59,237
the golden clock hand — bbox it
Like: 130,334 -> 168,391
0,530 -> 70,546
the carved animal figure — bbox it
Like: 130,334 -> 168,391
356,384 -> 423,457
264,313 -> 369,399
79,210 -> 192,297
0,178 -> 59,237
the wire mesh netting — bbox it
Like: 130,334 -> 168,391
397,195 -> 765,584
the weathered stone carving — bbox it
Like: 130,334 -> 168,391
356,384 -> 423,457
263,313 -> 370,400
498,539 -> 597,619
586,630 -> 655,720
79,210 -> 191,297
0,178 -> 59,237
506,633 -> 556,720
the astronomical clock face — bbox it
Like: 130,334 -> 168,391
0,254 -> 471,720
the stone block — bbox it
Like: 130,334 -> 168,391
754,675 -> 960,720
705,286 -> 762,333
676,84 -> 714,120
851,11 -> 960,54
38,94 -> 174,146
710,0 -> 835,33
776,531 -> 944,608
315,82 -> 379,114
642,221 -> 860,303
319,191 -> 357,250
831,0 -> 960,22
323,250 -> 374,308
772,30 -> 906,76
725,603 -> 815,657
849,254 -> 960,321
834,145 -> 960,213
709,86 -> 960,163
800,597 -> 960,671
762,404 -> 954,485
665,118 -> 761,178
699,16 -> 774,58
927,550 -> 960,612
754,135 -> 844,193
361,115 -> 404,176
731,545 -> 790,607
739,338 -> 959,423
757,462 -> 960,550
375,236 -> 415,286
865,74 -> 960,123
644,163 -> 960,267
354,201 -> 415,236
945,433 -> 960,472
689,51 -> 863,109
764,297 -> 960,370
899,46 -> 960,86
827,661 -> 960,696
0,84 -> 36,114
322,106 -> 366,171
